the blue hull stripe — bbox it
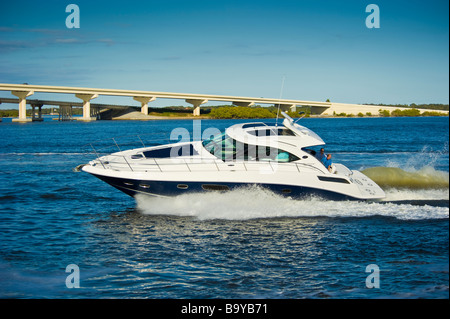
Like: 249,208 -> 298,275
93,174 -> 356,201
95,175 -> 358,200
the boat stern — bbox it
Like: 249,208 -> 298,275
350,170 -> 386,200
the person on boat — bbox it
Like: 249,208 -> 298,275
321,153 -> 333,172
316,148 -> 326,162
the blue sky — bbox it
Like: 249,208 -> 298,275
0,0 -> 448,108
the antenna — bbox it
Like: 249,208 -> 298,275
294,111 -> 306,124
275,75 -> 286,127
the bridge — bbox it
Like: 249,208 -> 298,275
0,83 -> 447,122
0,83 -> 331,122
0,97 -> 146,121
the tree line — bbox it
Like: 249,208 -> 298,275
1,104 -> 448,119
363,103 -> 449,111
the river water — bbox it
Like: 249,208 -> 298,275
0,116 -> 448,299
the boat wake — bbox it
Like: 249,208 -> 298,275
135,146 -> 449,221
362,166 -> 449,189
360,166 -> 449,209
135,184 -> 448,221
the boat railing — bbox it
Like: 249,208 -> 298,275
84,133 -> 333,175
90,152 -> 329,175
82,133 -> 173,163
82,133 -> 172,153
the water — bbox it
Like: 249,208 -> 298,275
0,116 -> 448,299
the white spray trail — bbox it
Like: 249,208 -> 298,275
135,186 -> 448,221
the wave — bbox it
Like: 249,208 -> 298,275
0,152 -> 86,156
362,166 -> 449,189
135,186 -> 448,221
382,187 -> 449,203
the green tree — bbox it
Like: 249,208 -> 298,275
209,106 -> 276,119
379,109 -> 390,117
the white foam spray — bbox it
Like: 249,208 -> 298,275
135,186 -> 448,221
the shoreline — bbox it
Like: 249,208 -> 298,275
1,107 -> 448,122
1,114 -> 448,122
1,105 -> 448,122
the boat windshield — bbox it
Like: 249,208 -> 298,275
294,124 -> 324,143
202,133 -> 235,160
202,133 -> 299,162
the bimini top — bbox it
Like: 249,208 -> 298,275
225,111 -> 325,150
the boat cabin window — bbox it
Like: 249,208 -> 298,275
143,144 -> 198,158
202,133 -> 299,162
242,123 -> 267,129
247,128 -> 295,137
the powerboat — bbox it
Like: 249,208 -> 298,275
81,112 -> 385,200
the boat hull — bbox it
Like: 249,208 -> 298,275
91,173 -> 363,201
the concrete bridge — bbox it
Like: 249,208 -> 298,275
0,83 -> 331,122
0,83 -> 447,122
0,97 -> 144,121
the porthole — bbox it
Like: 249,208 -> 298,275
139,183 -> 150,189
282,189 -> 292,194
177,184 -> 189,189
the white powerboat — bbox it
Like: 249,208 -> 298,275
81,112 -> 385,200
